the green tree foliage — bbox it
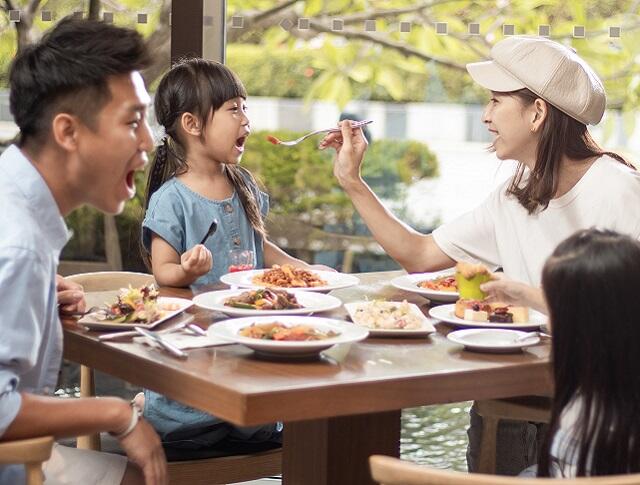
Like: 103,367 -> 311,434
228,0 -> 640,111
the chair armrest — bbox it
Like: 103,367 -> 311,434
0,436 -> 54,464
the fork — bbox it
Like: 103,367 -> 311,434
60,306 -> 102,317
267,119 -> 373,146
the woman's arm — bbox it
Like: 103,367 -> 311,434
320,121 -> 455,273
481,274 -> 549,314
150,234 -> 212,287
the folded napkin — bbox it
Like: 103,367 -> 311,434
134,332 -> 232,350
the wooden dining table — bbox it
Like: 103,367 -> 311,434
63,270 -> 552,485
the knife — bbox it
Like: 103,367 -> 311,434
98,315 -> 195,342
135,326 -> 188,359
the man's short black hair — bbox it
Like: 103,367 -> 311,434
9,16 -> 151,146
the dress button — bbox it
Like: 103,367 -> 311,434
225,204 -> 234,214
233,237 -> 241,246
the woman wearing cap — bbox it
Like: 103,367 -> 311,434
320,36 -> 640,475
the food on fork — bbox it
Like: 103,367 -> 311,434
418,274 -> 457,292
224,288 -> 302,310
266,135 -> 281,145
455,262 -> 491,300
351,300 -> 422,330
99,284 -> 167,324
252,264 -> 328,288
239,322 -> 339,341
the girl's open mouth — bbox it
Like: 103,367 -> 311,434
126,171 -> 136,195
235,135 -> 248,152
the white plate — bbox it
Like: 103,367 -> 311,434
79,297 -> 194,331
447,329 -> 540,353
220,269 -> 360,292
344,301 -> 435,337
193,289 -> 343,316
429,304 -> 547,330
390,271 -> 458,302
207,315 -> 369,359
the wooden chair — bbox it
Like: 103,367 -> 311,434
369,455 -> 640,485
0,436 -> 54,485
58,214 -> 123,275
63,271 -> 282,484
475,396 -> 552,474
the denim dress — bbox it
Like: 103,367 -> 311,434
141,177 -> 282,448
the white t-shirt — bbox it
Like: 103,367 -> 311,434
432,155 -> 640,286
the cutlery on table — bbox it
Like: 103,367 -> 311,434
135,326 -> 188,359
515,331 -> 552,343
60,306 -> 102,317
266,119 -> 373,146
199,218 -> 219,245
97,315 -> 196,341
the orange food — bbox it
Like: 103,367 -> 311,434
266,135 -> 281,145
252,264 -> 327,288
238,322 -> 339,341
418,275 -> 457,292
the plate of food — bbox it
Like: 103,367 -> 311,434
428,261 -> 546,329
429,302 -> 546,330
447,329 -> 541,353
207,316 -> 369,359
193,288 -> 343,316
344,300 -> 436,337
220,264 -> 360,292
390,271 -> 458,302
78,285 -> 193,331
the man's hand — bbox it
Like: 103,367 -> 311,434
56,274 -> 85,315
180,244 -> 213,278
118,418 -> 168,485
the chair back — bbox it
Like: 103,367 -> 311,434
369,455 -> 640,485
65,271 -> 155,292
0,436 -> 54,485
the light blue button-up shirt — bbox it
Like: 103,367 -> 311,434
0,145 -> 69,484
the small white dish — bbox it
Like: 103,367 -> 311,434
79,297 -> 194,331
429,304 -> 547,330
390,271 -> 458,303
207,315 -> 368,359
193,289 -> 343,316
447,328 -> 540,353
344,301 -> 435,337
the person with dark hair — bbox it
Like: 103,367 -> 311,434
320,36 -> 640,474
535,228 -> 640,477
138,57 -> 329,449
0,17 -> 167,485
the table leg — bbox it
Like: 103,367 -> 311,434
283,410 -> 400,485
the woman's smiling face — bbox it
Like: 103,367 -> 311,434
482,92 -> 540,164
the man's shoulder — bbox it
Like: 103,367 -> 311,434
0,193 -> 43,255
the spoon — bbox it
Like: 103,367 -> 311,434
515,331 -> 551,343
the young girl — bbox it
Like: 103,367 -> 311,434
321,36 -> 640,474
139,58 -> 324,448
536,228 -> 640,477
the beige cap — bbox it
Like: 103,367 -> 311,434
466,36 -> 606,125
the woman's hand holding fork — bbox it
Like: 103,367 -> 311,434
181,244 -> 213,278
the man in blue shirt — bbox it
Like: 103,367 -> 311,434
0,17 -> 167,485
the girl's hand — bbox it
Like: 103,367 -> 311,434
319,120 -> 369,189
481,273 -> 548,314
180,244 -> 213,277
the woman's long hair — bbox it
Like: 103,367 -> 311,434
504,89 -> 633,214
538,229 -> 640,476
141,58 -> 266,267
